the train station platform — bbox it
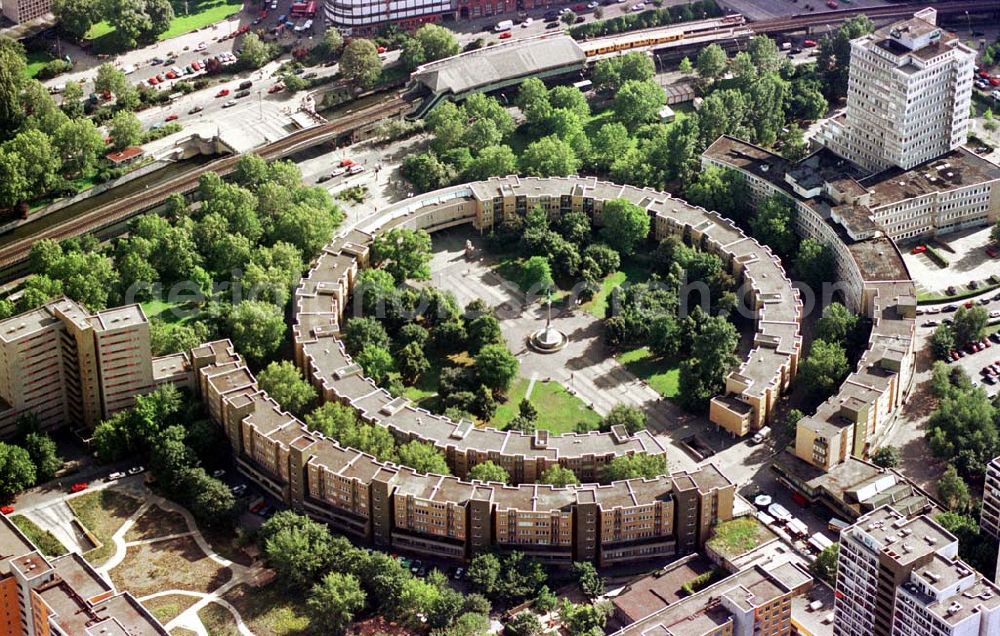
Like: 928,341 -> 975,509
408,35 -> 586,117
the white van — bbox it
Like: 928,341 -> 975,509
495,19 -> 513,32
751,426 -> 771,444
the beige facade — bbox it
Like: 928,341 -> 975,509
0,298 -> 157,439
195,340 -> 735,565
980,456 -> 1000,542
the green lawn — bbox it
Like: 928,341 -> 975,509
68,490 -> 143,567
25,50 -> 54,79
10,515 -> 67,557
584,261 -> 650,318
706,517 -> 775,560
86,0 -> 243,46
917,281 -> 1000,304
617,347 -> 679,398
142,299 -> 198,331
490,377 -> 601,434
401,351 -> 474,412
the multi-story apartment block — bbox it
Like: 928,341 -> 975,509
980,456 -> 1000,542
2,0 -> 52,24
326,0 -> 574,34
822,9 -> 975,174
835,507 -> 1000,636
194,339 -> 736,565
0,514 -> 167,635
295,177 -> 800,443
0,298 -> 156,439
610,560 -> 813,635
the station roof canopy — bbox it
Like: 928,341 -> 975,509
412,36 -> 586,96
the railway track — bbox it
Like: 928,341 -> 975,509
2,0 -> 997,273
0,96 -> 407,271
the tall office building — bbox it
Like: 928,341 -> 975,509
822,8 -> 975,173
834,506 -> 1000,636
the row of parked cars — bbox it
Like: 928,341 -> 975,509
395,555 -> 466,580
316,158 -> 365,182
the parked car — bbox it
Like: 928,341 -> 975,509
911,245 -> 927,254
803,39 -> 817,47
521,17 -> 533,26
545,21 -> 560,28
317,173 -> 334,183
231,483 -> 248,495
222,100 -> 237,108
826,0 -> 837,7
127,466 -> 145,475
942,304 -> 958,312
212,469 -> 226,478
108,471 -> 126,480
268,83 -> 284,93
235,90 -> 250,98
0,505 -> 13,515
216,88 -> 230,97
165,113 -> 178,122
189,105 -> 204,114
348,165 -> 364,175
339,158 -> 355,167
70,482 -> 89,493
453,567 -> 464,580
499,31 -> 512,39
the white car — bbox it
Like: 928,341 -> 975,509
559,6 -> 570,13
212,469 -> 226,478
586,1 -> 598,7
196,41 -> 207,51
348,164 -> 365,175
222,100 -> 237,108
521,17 -> 533,26
127,466 -> 145,475
990,310 -> 1000,318
631,2 -> 645,10
108,471 -> 126,480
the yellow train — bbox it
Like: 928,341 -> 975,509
580,15 -> 744,57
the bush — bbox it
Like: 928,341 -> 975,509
37,59 -> 72,79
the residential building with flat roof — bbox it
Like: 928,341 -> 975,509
0,515 -> 166,635
195,340 -> 736,565
0,298 -> 156,439
821,9 -> 975,174
834,506 -> 1000,636
980,456 -> 1000,542
1,0 -> 51,24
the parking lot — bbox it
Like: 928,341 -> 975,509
902,226 -> 1000,298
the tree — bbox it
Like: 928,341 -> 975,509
0,38 -> 26,135
4,129 -> 60,198
750,195 -> 797,259
268,201 -> 340,259
0,442 -> 35,500
322,27 -> 344,56
372,228 -> 433,283
685,165 -> 749,223
468,553 -> 501,596
930,324 -> 955,360
613,80 -> 665,130
227,300 -> 285,363
344,317 -> 390,355
413,23 -> 459,61
464,145 -> 517,182
401,152 -> 453,192
61,81 -> 84,118
606,453 -> 665,481
560,600 -> 611,635
520,135 -> 579,177
602,404 -> 646,435
678,56 -> 693,73
108,110 -> 142,151
398,441 -> 450,474
505,611 -> 543,636
870,445 -> 901,468
263,513 -> 336,588
747,35 -> 782,74
475,344 -> 519,393
573,561 -> 605,598
539,465 -> 579,487
810,544 -> 839,586
953,305 -> 988,345
560,9 -> 576,24
341,39 -> 382,89
937,464 -> 971,512
799,339 -> 849,400
52,118 -> 104,177
22,433 -> 62,482
695,43 -> 727,79
467,314 -> 503,353
307,572 -> 366,635
468,460 -> 509,483
992,220 -> 1000,245
149,426 -> 195,495
814,302 -> 858,346
600,198 -> 650,256
94,63 -> 128,99
677,314 -> 739,411
534,585 -> 557,613
795,239 -> 835,290
356,345 -> 394,385
258,361 -> 317,414
520,256 -> 554,295
785,408 -> 804,436
52,0 -> 97,38
185,468 -> 238,527
240,33 -> 273,68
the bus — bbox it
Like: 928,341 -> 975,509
290,1 -> 316,16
